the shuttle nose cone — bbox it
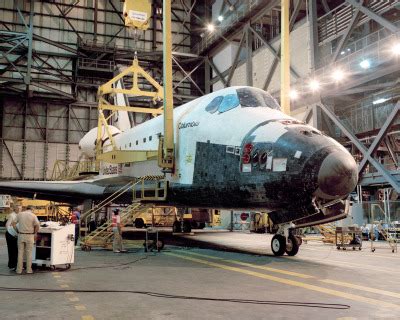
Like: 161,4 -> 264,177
315,151 -> 358,199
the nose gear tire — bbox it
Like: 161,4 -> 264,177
285,234 -> 300,256
271,234 -> 286,256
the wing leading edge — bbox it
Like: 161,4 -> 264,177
0,180 -> 106,203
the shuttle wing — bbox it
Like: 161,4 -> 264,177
0,179 -> 107,203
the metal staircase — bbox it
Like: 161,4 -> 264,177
316,223 -> 337,243
79,175 -> 168,250
81,202 -> 150,251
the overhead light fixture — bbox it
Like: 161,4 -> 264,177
372,98 -> 389,105
340,51 -> 345,55
217,15 -> 224,22
289,90 -> 298,100
332,69 -> 345,82
309,79 -> 320,91
206,23 -> 215,32
359,59 -> 370,69
391,42 -> 400,55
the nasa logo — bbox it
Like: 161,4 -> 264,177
178,121 -> 199,129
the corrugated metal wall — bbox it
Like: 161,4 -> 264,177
1,99 -> 97,180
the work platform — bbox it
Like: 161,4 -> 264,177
359,170 -> 400,188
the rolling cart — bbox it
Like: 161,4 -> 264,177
335,226 -> 362,250
33,223 -> 75,270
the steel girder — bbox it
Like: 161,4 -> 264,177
318,102 -> 400,193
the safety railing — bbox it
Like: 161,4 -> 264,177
318,20 -> 400,67
51,158 -> 99,181
335,100 -> 400,137
79,180 -> 136,226
78,57 -> 115,72
80,202 -> 145,250
133,175 -> 167,201
318,0 -> 397,44
356,200 -> 400,225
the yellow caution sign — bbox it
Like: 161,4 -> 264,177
123,0 -> 151,30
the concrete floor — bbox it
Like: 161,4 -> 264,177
1,230 -> 400,320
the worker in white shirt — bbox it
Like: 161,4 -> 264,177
14,205 -> 40,274
112,208 -> 124,253
5,203 -> 21,270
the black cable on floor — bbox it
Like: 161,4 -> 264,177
0,286 -> 350,310
0,254 -> 151,276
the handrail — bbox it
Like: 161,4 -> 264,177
81,202 -> 141,244
80,180 -> 137,222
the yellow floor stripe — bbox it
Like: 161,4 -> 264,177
223,260 -> 314,279
81,316 -> 95,320
75,305 -> 87,311
57,279 -> 68,283
60,284 -> 69,288
317,259 -> 400,275
65,291 -> 74,295
165,252 -> 400,310
179,251 -> 313,279
179,251 -> 224,260
320,279 -> 400,299
69,297 -> 80,302
303,246 -> 398,260
53,275 -> 61,278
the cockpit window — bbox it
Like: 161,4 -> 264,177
205,96 -> 223,114
237,87 -> 280,110
218,94 -> 240,113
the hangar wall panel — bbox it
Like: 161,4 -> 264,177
24,142 -> 45,180
1,141 -> 23,179
0,102 -> 95,180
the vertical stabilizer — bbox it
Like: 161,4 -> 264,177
112,79 -> 132,131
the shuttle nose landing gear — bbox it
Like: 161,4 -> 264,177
271,223 -> 300,256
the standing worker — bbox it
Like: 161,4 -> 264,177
5,203 -> 20,270
112,208 -> 124,253
15,205 -> 40,274
71,207 -> 81,246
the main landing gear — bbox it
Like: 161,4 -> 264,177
270,223 -> 301,256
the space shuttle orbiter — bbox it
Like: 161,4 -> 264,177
0,86 -> 358,256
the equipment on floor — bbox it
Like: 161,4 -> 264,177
33,222 -> 75,270
369,221 -> 398,253
335,226 -> 362,251
144,227 -> 164,252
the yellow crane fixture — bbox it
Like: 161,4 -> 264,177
95,0 -> 175,172
95,56 -> 163,164
123,0 -> 151,30
159,0 -> 175,172
280,0 -> 291,115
